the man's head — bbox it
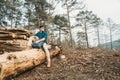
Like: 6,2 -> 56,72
39,25 -> 45,32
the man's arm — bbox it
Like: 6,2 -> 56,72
35,38 -> 45,43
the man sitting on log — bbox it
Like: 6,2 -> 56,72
27,25 -> 51,67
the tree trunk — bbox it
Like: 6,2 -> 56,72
104,34 -> 107,49
28,14 -> 30,30
59,27 -> 61,45
11,0 -> 14,28
0,43 -> 24,52
84,22 -> 89,48
65,0 -> 73,48
0,28 -> 32,40
0,34 -> 27,40
97,27 -> 100,47
108,18 -> 113,50
15,21 -> 17,28
0,47 -> 60,80
34,3 -> 40,27
11,17 -> 13,28
109,25 -> 113,50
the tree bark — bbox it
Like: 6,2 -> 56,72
0,43 -> 23,52
65,0 -> 73,48
0,47 -> 60,80
108,18 -> 113,50
84,22 -> 89,48
109,24 -> 113,50
0,28 -> 32,40
59,27 -> 61,45
97,26 -> 100,47
0,34 -> 27,40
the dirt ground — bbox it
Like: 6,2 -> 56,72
14,48 -> 120,80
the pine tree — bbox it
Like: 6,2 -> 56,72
76,10 -> 102,48
77,31 -> 86,48
53,15 -> 68,45
58,0 -> 85,48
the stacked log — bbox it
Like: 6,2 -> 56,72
0,28 -> 33,40
0,27 -> 33,53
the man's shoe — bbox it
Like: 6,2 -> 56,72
47,61 -> 51,68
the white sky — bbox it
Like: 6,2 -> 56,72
86,0 -> 120,23
55,0 -> 120,24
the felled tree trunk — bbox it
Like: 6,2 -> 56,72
0,47 -> 60,80
0,28 -> 33,40
0,44 -> 24,53
0,33 -> 27,40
